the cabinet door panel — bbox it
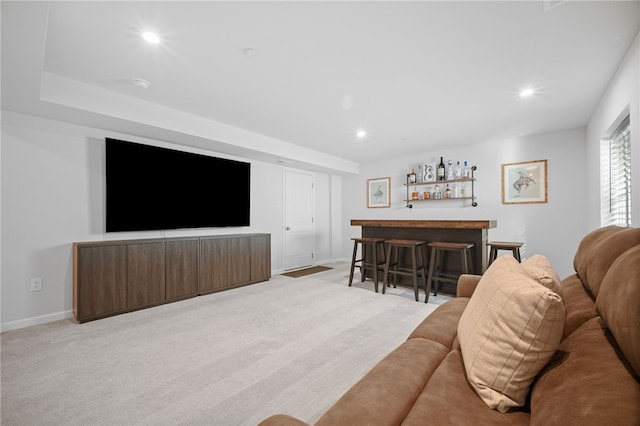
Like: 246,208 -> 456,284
200,238 -> 228,292
166,240 -> 198,299
229,237 -> 252,285
251,235 -> 271,281
127,243 -> 166,308
78,245 -> 126,318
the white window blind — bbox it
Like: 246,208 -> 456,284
608,115 -> 631,227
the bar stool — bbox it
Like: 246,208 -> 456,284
348,237 -> 387,292
426,242 -> 474,302
487,241 -> 523,267
383,239 -> 428,302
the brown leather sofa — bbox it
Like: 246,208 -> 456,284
259,226 -> 640,425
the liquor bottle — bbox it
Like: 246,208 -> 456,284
437,157 -> 445,180
434,184 -> 441,199
463,161 -> 470,178
452,181 -> 459,198
417,164 -> 423,183
454,161 -> 462,179
445,184 -> 452,198
447,160 -> 454,180
460,182 -> 467,197
409,168 -> 417,183
412,187 -> 419,200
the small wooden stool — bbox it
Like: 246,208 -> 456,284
348,237 -> 387,292
383,239 -> 428,302
426,242 -> 474,302
487,241 -> 523,266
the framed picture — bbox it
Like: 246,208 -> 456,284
367,177 -> 391,208
502,160 -> 548,204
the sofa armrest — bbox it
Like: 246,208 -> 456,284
258,414 -> 310,426
457,274 -> 482,298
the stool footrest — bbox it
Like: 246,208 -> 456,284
429,273 -> 459,285
354,258 -> 386,266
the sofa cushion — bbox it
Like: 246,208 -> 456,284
530,317 -> 640,426
401,351 -> 531,426
457,255 -> 565,413
559,274 -> 597,339
572,226 -> 625,281
595,244 -> 640,377
314,338 -> 448,426
521,254 -> 563,297
574,226 -> 640,297
408,297 -> 469,349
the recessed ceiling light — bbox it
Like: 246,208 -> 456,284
244,48 -> 258,56
520,88 -> 535,97
142,32 -> 160,44
356,130 -> 367,139
132,78 -> 150,89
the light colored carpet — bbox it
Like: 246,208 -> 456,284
1,261 -> 451,426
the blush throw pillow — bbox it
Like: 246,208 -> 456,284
457,255 -> 565,412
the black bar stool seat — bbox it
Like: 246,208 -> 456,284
348,237 -> 387,292
383,239 -> 428,302
487,241 -> 523,266
426,242 -> 474,302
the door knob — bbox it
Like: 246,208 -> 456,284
286,226 -> 291,230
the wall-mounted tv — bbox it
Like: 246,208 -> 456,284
105,138 -> 250,232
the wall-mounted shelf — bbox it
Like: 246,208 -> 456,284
404,196 -> 476,202
406,165 -> 478,207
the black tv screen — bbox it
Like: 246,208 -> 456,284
105,138 -> 250,232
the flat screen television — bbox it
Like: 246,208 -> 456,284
105,138 -> 250,232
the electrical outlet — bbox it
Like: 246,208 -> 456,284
30,278 -> 43,292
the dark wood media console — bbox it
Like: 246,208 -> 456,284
73,233 -> 271,323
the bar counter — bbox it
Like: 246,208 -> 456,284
351,219 -> 496,230
351,219 -> 497,292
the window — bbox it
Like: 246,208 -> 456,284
602,115 -> 631,227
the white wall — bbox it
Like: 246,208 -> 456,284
0,111 -> 339,330
587,31 -> 640,229
342,127 -> 589,279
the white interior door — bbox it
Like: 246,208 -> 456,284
284,169 -> 314,271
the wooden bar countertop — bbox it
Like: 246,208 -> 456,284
350,219 -> 497,230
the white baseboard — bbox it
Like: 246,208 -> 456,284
314,257 -> 350,265
1,310 -> 73,332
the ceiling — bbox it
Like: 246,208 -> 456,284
2,1 -> 639,174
